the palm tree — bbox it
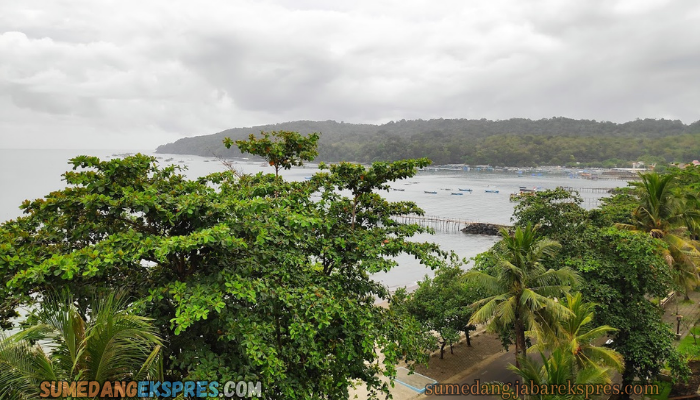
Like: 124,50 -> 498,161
617,172 -> 700,299
0,292 -> 162,400
509,348 -> 613,400
466,223 -> 581,367
530,292 -> 623,372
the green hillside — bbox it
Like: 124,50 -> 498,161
156,117 -> 700,167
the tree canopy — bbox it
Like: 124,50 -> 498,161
0,136 -> 443,399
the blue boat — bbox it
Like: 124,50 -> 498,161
458,188 -> 472,192
304,177 -> 312,180
451,192 -> 463,196
485,189 -> 499,193
424,191 -> 437,194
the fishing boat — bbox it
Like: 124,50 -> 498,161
392,188 -> 405,191
424,191 -> 437,194
304,177 -> 312,180
458,188 -> 472,192
451,192 -> 463,196
485,189 -> 499,193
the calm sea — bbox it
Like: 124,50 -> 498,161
0,149 -> 627,290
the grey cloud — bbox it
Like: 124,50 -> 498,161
0,0 -> 699,149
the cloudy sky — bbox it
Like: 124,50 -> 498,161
1,0 -> 699,149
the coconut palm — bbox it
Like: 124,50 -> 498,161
617,172 -> 700,299
466,223 -> 581,367
0,292 -> 162,400
509,347 -> 614,400
530,292 -> 622,372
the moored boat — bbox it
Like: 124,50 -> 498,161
451,192 -> 463,195
424,191 -> 437,194
458,188 -> 472,192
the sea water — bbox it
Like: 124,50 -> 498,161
0,149 -> 626,290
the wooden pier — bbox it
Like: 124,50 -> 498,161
397,214 -> 509,235
561,186 -> 615,194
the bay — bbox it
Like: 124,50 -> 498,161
0,149 -> 628,290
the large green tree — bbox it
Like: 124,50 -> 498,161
0,137 -> 442,399
466,224 -> 581,367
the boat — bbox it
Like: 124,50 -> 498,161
485,189 -> 499,193
451,192 -> 463,196
440,188 -> 452,191
424,191 -> 438,194
304,177 -> 312,180
392,188 -> 405,191
458,188 -> 472,192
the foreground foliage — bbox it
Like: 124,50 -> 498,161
0,292 -> 162,400
0,133 -> 444,398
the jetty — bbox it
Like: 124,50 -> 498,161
561,186 -> 615,194
397,214 -> 510,235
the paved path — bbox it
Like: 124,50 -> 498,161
661,290 -> 700,340
419,350 -> 521,399
377,290 -> 700,400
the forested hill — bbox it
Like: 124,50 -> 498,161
156,118 -> 700,167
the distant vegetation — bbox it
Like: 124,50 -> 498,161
157,117 -> 700,167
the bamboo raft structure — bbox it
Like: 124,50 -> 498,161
561,186 -> 615,194
397,214 -> 509,234
398,215 -> 472,231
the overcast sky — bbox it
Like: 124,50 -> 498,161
1,0 -> 699,149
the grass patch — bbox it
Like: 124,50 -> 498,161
677,329 -> 700,357
648,380 -> 672,400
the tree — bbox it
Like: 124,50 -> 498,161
466,224 -> 581,367
509,348 -> 613,400
617,172 -> 700,299
395,264 -> 482,359
0,148 -> 443,399
0,292 -> 162,400
530,292 -> 622,372
509,188 -> 687,391
224,130 -> 320,177
567,227 -> 679,391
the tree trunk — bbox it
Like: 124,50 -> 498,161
450,341 -> 454,354
514,317 -> 526,368
620,358 -> 636,400
440,340 -> 446,359
466,329 -> 472,347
